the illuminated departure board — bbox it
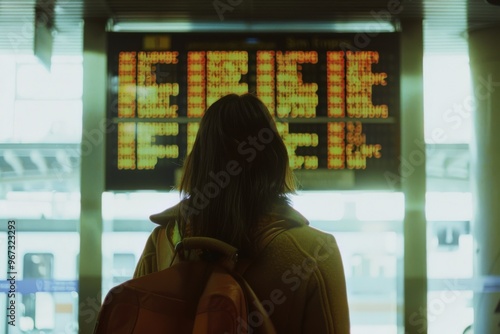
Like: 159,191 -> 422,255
106,32 -> 400,190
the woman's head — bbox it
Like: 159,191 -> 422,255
178,93 -> 296,249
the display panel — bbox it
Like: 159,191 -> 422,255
106,32 -> 400,190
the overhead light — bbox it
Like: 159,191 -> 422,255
110,20 -> 396,33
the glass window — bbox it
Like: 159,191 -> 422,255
423,54 -> 473,145
16,61 -> 83,100
112,253 -> 136,286
424,50 -> 474,334
13,100 -> 82,143
288,192 -> 405,334
426,193 -> 473,334
0,54 -> 82,334
22,253 -> 55,331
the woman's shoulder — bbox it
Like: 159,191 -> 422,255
257,204 -> 341,258
280,224 -> 341,257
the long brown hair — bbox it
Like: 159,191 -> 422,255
178,93 -> 296,250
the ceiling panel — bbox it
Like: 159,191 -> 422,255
0,0 -> 499,56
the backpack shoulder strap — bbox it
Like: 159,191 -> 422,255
235,274 -> 278,334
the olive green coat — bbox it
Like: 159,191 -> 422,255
134,204 -> 350,334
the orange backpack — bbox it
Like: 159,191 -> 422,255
93,236 -> 276,334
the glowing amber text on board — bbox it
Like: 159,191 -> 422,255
116,50 -> 389,170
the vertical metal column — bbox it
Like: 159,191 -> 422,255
468,25 -> 500,334
79,19 -> 106,333
401,20 -> 427,334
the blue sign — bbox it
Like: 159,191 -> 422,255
0,279 -> 78,293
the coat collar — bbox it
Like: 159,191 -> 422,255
149,203 -> 181,225
149,201 -> 309,227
